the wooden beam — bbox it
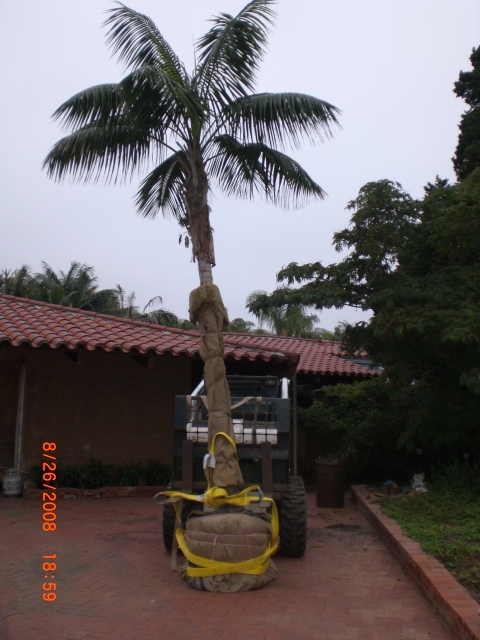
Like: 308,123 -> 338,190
182,439 -> 193,494
260,441 -> 274,497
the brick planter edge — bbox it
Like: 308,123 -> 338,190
351,485 -> 480,640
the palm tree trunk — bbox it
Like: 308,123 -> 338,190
187,161 -> 243,489
186,155 -> 215,286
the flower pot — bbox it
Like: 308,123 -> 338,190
315,461 -> 346,508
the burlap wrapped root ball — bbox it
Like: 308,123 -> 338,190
181,512 -> 277,592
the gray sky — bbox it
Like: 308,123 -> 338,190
1,1 -> 479,329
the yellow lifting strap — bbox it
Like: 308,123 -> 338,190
161,484 -> 279,577
204,430 -> 240,489
209,430 -> 237,455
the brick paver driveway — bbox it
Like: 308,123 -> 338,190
0,492 -> 451,640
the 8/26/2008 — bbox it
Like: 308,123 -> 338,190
42,442 -> 57,602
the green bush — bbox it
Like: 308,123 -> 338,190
117,460 -> 143,486
56,464 -> 84,489
144,459 -> 171,486
27,465 -> 43,488
82,458 -> 113,489
430,460 -> 480,497
300,377 -> 480,484
299,377 -> 425,483
27,458 -> 172,489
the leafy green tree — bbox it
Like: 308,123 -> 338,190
254,173 -> 480,448
453,46 -> 480,181
43,1 -> 339,489
227,317 -> 257,333
250,180 -> 419,315
315,322 -> 346,342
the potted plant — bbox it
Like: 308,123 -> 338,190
315,445 -> 353,508
299,399 -> 357,508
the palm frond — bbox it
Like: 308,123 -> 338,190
52,84 -> 123,132
135,152 -> 186,220
104,2 -> 187,85
223,92 -> 341,149
39,262 -> 60,284
209,135 -> 325,207
52,67 -> 195,141
142,295 -> 163,312
119,66 -> 203,127
195,0 -> 276,106
114,284 -> 126,307
43,120 -> 153,184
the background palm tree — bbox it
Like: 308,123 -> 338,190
43,0 -> 340,488
112,285 -> 186,325
34,261 -> 118,311
246,288 -> 320,337
0,265 -> 37,298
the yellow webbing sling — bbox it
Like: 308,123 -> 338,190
161,431 -> 279,577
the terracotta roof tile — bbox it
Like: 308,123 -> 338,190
0,295 -> 296,367
0,295 -> 374,377
223,332 -> 375,378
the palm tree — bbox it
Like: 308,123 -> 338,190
43,1 -> 340,488
33,261 -> 119,311
246,289 -> 320,337
112,285 -> 182,326
0,265 -> 37,298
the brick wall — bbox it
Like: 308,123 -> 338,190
0,346 -> 192,472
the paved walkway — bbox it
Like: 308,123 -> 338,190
0,492 -> 451,640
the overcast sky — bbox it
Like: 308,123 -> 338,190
1,1 -> 479,330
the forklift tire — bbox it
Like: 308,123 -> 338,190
162,501 -> 192,554
280,476 -> 307,557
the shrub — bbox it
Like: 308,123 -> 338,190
27,465 -> 43,488
299,377 -> 422,483
56,464 -> 84,489
431,460 -> 480,497
82,458 -> 113,489
117,460 -> 143,486
144,460 -> 171,486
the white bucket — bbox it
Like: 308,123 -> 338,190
2,470 -> 23,496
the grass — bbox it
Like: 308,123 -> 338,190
382,461 -> 480,602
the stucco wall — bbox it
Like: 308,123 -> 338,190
0,358 -> 21,470
0,345 -> 192,472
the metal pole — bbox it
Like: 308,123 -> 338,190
292,373 -> 298,476
14,362 -> 26,473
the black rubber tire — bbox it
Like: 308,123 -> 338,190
280,476 -> 307,557
162,501 -> 191,553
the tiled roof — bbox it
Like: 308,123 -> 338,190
223,333 -> 375,378
0,295 -> 374,377
0,295 -> 295,366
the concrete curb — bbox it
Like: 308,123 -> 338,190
351,485 -> 480,640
